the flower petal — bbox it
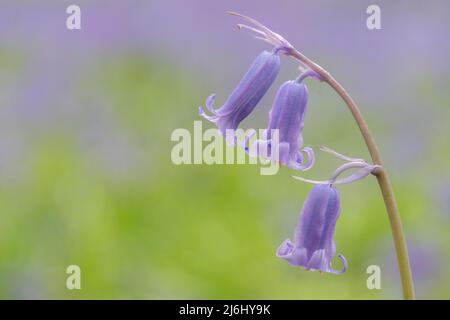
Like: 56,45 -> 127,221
289,147 -> 315,171
205,94 -> 218,114
276,240 -> 307,267
306,249 -> 328,272
330,254 -> 348,274
198,106 -> 217,122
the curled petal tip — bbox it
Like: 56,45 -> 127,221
207,93 -> 216,100
199,106 -> 217,122
276,239 -> 295,258
205,94 -> 217,113
299,147 -> 315,171
336,254 -> 348,274
288,148 -> 315,172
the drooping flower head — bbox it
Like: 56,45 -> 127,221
277,149 -> 380,273
246,71 -> 318,171
199,49 -> 281,139
277,184 -> 347,274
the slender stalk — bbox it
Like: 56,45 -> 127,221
290,50 -> 415,299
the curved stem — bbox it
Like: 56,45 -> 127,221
289,49 -> 415,299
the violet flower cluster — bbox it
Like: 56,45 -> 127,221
198,13 -> 380,275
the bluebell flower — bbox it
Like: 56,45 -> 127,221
278,149 -> 380,273
277,184 -> 348,274
199,49 -> 280,138
246,73 -> 316,171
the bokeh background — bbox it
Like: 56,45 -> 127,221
0,0 -> 449,299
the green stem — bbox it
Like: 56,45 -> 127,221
290,50 -> 415,299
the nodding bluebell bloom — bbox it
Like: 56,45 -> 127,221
277,184 -> 348,274
246,72 -> 316,171
278,150 -> 380,274
199,49 -> 280,139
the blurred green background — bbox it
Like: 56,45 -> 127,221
0,0 -> 449,299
